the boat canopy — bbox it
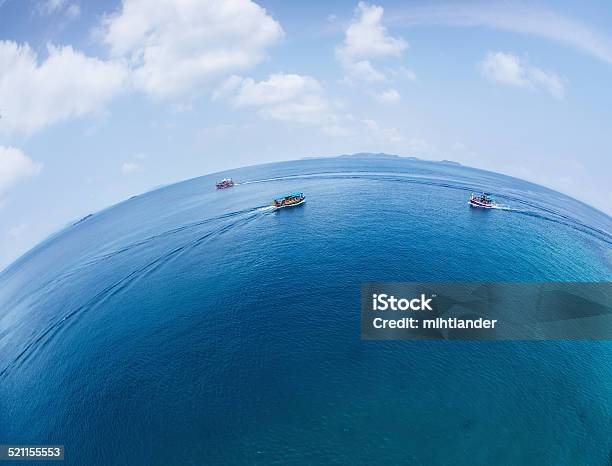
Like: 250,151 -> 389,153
274,192 -> 303,201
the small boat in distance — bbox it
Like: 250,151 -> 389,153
273,192 -> 305,208
469,192 -> 497,208
216,178 -> 234,189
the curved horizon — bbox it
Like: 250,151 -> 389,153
2,154 -> 610,276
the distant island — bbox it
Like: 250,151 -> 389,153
339,152 -> 402,158
302,152 -> 461,166
440,160 -> 462,166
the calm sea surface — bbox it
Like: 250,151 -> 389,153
1,156 -> 611,465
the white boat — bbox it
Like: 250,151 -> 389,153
216,178 -> 234,189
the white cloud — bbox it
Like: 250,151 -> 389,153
262,95 -> 334,125
0,0 -> 283,134
102,0 -> 283,99
0,41 -> 128,133
363,119 -> 403,143
0,146 -> 42,195
337,2 -> 407,62
37,0 -> 81,20
121,162 -> 139,174
361,119 -> 431,152
215,73 -> 338,126
38,0 -> 67,14
527,66 -> 565,99
336,3 -> 410,86
65,3 -> 80,19
391,3 -> 612,65
226,73 -> 322,107
216,73 -> 412,140
480,52 -> 526,87
386,65 -> 417,82
374,88 -> 401,103
479,52 -> 565,98
343,60 -> 387,82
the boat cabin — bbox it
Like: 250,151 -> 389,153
273,192 -> 305,207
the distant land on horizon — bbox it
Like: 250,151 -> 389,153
303,152 -> 430,162
303,153 -> 464,166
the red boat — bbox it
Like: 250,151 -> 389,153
469,192 -> 496,208
216,178 -> 234,189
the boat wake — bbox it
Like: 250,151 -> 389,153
0,203 -> 281,379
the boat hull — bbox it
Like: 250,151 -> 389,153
216,178 -> 234,189
274,199 -> 305,208
469,199 -> 496,208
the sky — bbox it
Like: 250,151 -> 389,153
1,0 -> 611,269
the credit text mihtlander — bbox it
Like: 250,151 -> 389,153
371,293 -> 497,330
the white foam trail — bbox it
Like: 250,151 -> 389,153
468,202 -> 514,211
236,177 -> 287,186
257,205 -> 277,212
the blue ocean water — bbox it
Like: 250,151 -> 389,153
0,156 -> 611,465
